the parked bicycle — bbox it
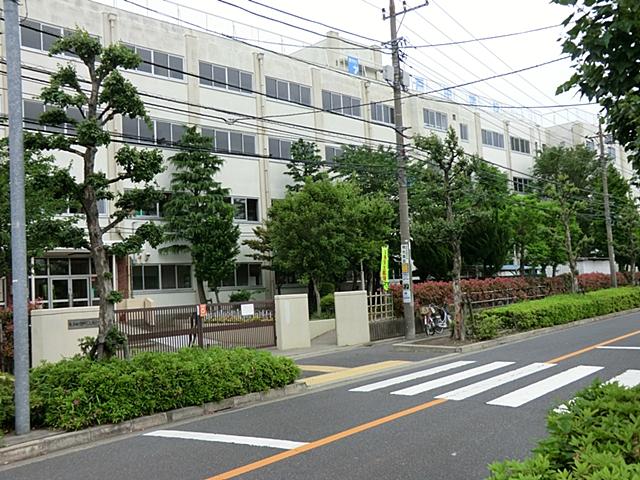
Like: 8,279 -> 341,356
420,304 -> 451,336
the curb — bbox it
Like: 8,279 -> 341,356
392,307 -> 640,353
0,381 -> 307,466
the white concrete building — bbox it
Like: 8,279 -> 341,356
0,0 -> 630,309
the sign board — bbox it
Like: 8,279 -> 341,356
240,303 -> 255,317
68,318 -> 99,330
198,304 -> 207,317
400,242 -> 413,304
380,245 -> 389,291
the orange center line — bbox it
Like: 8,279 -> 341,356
546,328 -> 640,364
205,398 -> 448,480
207,327 -> 640,479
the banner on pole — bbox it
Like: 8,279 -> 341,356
380,245 -> 389,291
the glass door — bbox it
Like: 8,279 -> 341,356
71,278 -> 89,307
51,278 -> 70,308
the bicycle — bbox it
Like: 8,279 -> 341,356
420,304 -> 450,335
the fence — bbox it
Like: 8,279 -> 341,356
116,301 -> 276,356
367,291 -> 404,341
463,285 -> 550,312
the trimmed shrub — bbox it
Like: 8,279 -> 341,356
0,373 -> 14,432
488,381 -> 640,479
22,347 -> 300,431
229,290 -> 252,302
320,293 -> 335,315
471,287 -> 640,339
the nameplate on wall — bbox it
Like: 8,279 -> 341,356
68,318 -> 99,330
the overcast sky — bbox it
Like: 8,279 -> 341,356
102,0 -> 599,125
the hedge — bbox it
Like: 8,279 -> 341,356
391,273 -> 632,317
470,286 -> 640,340
488,381 -> 640,479
2,347 -> 300,432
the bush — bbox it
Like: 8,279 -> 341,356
472,287 -> 640,339
229,290 -> 252,302
488,381 -> 640,479
18,348 -> 300,431
0,373 -> 14,432
320,293 -> 335,315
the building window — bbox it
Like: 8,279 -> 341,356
20,19 -> 98,56
221,263 -> 263,287
322,90 -> 361,117
513,177 -> 531,194
133,193 -> 171,218
266,77 -> 312,106
510,136 -> 531,154
124,44 -> 184,80
585,139 -> 595,151
122,117 -> 186,146
607,146 -> 616,159
132,264 -> 192,291
199,61 -> 253,93
371,103 -> 394,124
481,129 -> 505,149
23,100 -> 86,135
325,146 -> 343,164
31,256 -> 110,308
268,138 -> 293,160
459,123 -> 469,141
423,109 -> 448,131
224,197 -> 259,222
201,128 -> 256,155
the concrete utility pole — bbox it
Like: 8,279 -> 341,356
598,119 -> 617,288
4,0 -> 31,434
383,1 -> 427,340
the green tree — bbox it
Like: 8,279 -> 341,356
331,145 -> 397,197
507,196 -> 549,276
285,139 -> 325,192
161,127 -> 239,303
615,198 -> 640,284
554,0 -> 640,169
0,146 -> 86,280
412,129 -> 500,340
26,30 -> 164,358
533,146 -> 592,293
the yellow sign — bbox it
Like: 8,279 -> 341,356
380,245 -> 389,291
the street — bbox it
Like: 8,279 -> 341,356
1,311 -> 639,480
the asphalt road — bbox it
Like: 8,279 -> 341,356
2,310 -> 639,480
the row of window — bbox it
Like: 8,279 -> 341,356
266,77 -> 312,107
135,194 -> 259,222
321,90 -> 362,117
123,44 -> 184,80
131,263 -> 262,291
512,176 -> 531,194
200,61 -> 253,93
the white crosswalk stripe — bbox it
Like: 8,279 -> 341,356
554,369 -> 640,413
436,363 -> 556,401
349,360 -> 476,393
391,361 -> 514,397
487,365 -> 603,408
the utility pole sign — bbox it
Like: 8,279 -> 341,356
400,242 -> 412,303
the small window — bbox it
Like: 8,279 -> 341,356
24,100 -> 45,131
132,266 -> 143,291
424,109 -> 448,131
227,68 -> 240,92
510,136 -> 531,154
215,130 -> 229,152
42,24 -> 62,52
213,65 -> 226,89
137,48 -> 153,73
153,51 -> 169,77
161,265 -> 177,289
513,177 -> 531,194
460,123 -> 469,141
177,265 -> 192,288
266,77 -> 278,98
199,62 -> 213,87
482,129 -> 504,149
240,72 -> 252,93
143,265 -> 160,290
21,20 -> 42,50
325,146 -> 343,164
169,55 -> 183,80
247,198 -> 259,221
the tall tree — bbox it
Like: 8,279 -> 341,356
554,0 -> 640,169
284,139 -> 325,192
412,129 -> 498,341
0,145 -> 86,281
615,198 -> 640,284
161,127 -> 239,303
331,145 -> 397,197
27,30 -> 164,358
507,196 -> 549,277
533,146 -> 592,293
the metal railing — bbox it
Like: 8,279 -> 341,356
463,285 -> 550,311
116,301 -> 276,356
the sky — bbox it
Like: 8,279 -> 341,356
98,0 -> 599,126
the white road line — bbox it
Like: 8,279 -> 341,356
595,346 -> 640,350
390,361 -> 514,397
349,360 -> 476,393
488,365 -> 603,408
144,430 -> 308,450
436,363 -> 556,401
554,369 -> 640,413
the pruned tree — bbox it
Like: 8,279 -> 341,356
161,127 -> 239,303
412,129 -> 502,340
285,139 -> 326,192
26,30 -> 164,358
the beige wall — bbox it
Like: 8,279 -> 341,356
31,307 -> 100,365
335,291 -> 370,346
275,294 -> 310,350
309,318 -> 335,340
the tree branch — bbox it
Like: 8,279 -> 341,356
102,217 -> 122,234
106,174 -> 126,185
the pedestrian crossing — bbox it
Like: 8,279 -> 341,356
349,361 -> 640,409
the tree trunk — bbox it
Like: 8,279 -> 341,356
630,254 -> 637,286
196,279 -> 207,304
518,244 -> 525,277
312,278 -> 321,316
214,288 -> 220,303
452,239 -> 464,341
562,214 -> 579,294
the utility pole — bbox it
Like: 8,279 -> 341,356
598,119 -> 617,288
383,1 -> 427,340
4,0 -> 30,434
